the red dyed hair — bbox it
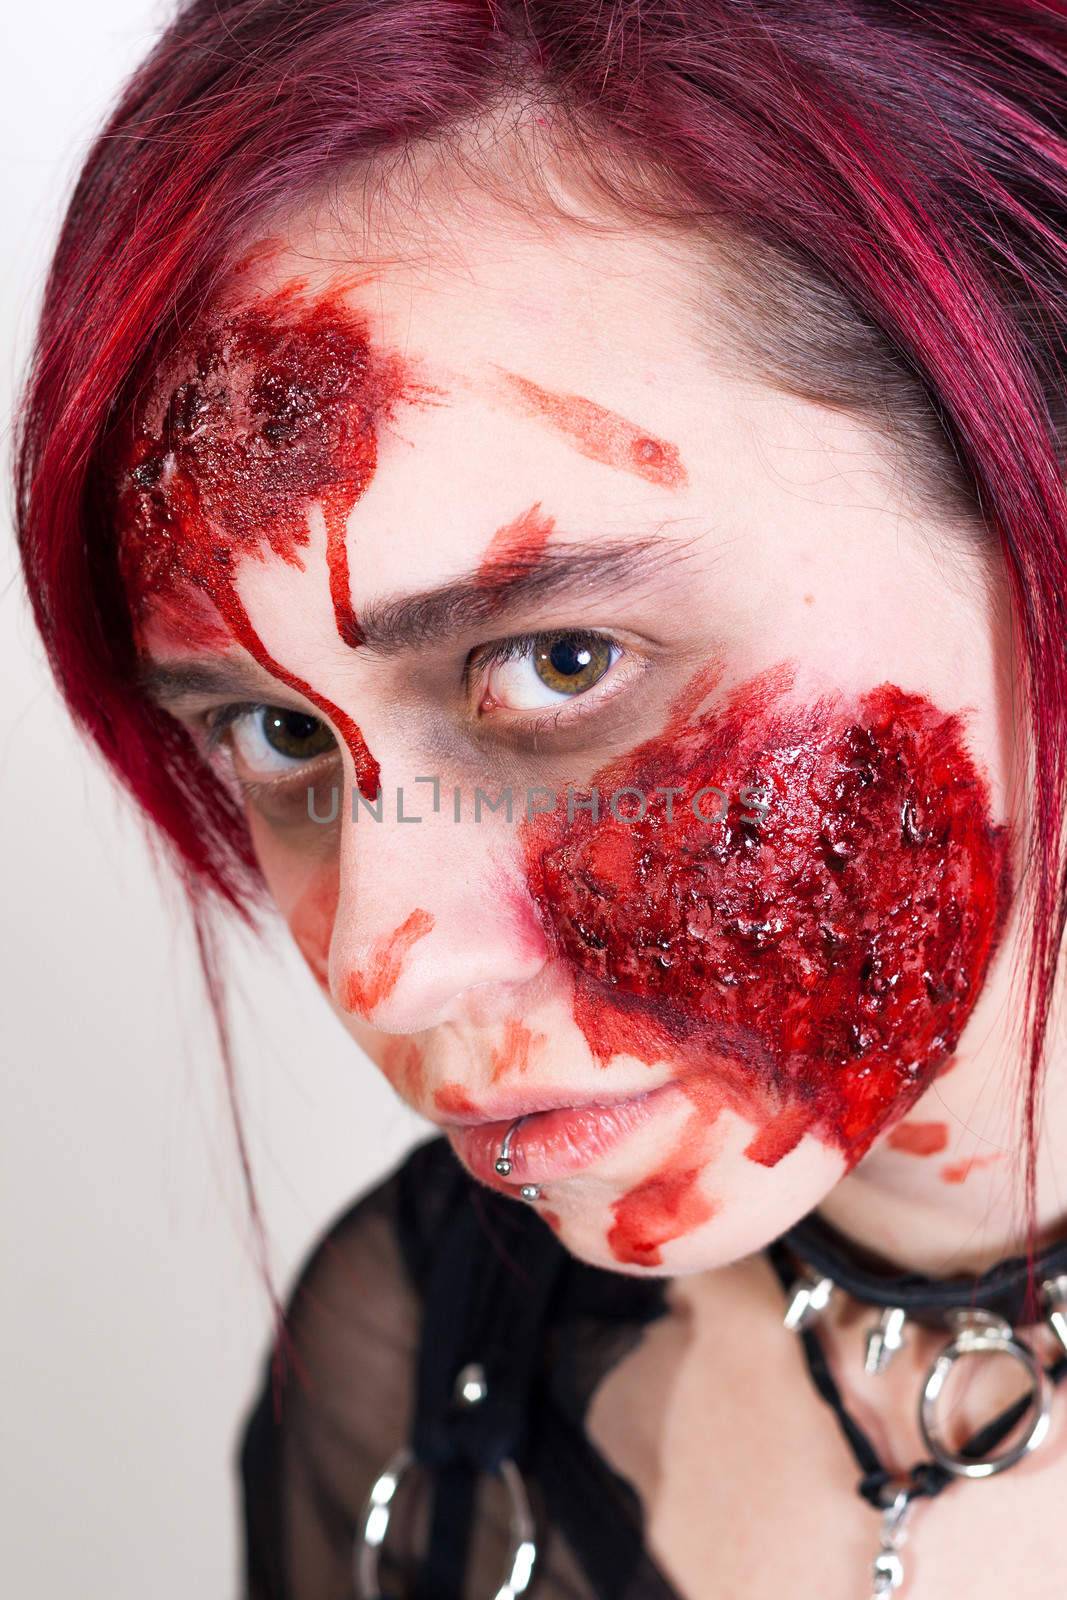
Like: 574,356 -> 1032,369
15,1 -> 1067,1273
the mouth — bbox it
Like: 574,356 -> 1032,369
449,1080 -> 687,1186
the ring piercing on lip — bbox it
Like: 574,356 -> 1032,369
495,1117 -> 542,1200
494,1114 -> 528,1176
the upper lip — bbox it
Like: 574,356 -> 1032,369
435,1082 -> 665,1128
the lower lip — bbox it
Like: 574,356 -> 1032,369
453,1081 -> 685,1186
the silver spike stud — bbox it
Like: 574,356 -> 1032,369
1043,1273 -> 1067,1357
870,1488 -> 913,1597
453,1362 -> 488,1407
783,1272 -> 836,1332
865,1306 -> 909,1375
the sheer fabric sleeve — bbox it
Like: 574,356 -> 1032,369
236,1135 -> 682,1600
237,1138 -> 573,1598
238,1143 -> 435,1599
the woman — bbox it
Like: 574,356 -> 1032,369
15,1 -> 1067,1594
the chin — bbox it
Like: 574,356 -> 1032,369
475,1105 -> 848,1279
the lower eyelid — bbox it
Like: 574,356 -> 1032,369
232,748 -> 343,801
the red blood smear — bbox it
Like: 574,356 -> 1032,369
495,369 -> 688,490
489,1018 -> 543,1083
887,1120 -> 950,1156
289,867 -> 340,989
609,1156 -> 722,1266
340,908 -> 436,1017
941,1151 -> 1003,1184
744,1103 -> 819,1166
435,1081 -> 481,1118
382,1036 -> 427,1104
116,283 -> 438,799
521,663 -> 1012,1262
476,502 -> 556,586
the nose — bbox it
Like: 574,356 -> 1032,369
324,770 -> 549,1033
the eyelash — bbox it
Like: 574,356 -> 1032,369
465,628 -> 621,677
199,627 -> 628,766
202,701 -> 264,756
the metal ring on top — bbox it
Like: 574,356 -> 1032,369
353,1445 -> 538,1600
918,1310 -> 1053,1478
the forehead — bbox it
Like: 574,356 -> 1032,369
225,191 -> 722,598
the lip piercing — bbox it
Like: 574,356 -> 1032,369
495,1117 -> 542,1201
494,1115 -> 526,1176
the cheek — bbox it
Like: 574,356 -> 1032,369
287,861 -> 339,990
522,666 -> 1011,1170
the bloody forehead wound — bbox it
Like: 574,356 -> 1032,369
115,280 -> 693,804
115,282 -> 435,799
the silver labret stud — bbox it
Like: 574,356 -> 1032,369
520,1185 -> 542,1202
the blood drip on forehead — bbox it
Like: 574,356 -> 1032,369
522,664 -> 1012,1198
114,282 -> 437,799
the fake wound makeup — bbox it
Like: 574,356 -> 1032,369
514,660 -> 1012,1260
116,279 -> 694,811
115,282 -> 439,800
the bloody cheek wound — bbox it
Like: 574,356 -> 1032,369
521,666 -> 1012,1179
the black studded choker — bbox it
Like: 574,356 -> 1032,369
766,1211 -> 1067,1596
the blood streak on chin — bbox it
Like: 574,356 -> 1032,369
494,369 -> 688,490
609,1102 -> 725,1267
520,661 -> 1012,1265
116,282 -> 440,799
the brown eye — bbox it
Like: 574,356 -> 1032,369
532,632 -> 614,696
221,704 -> 339,779
478,629 -> 624,714
260,708 -> 336,761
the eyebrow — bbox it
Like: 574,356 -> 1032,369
138,533 -> 694,706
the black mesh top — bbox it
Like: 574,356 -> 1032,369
238,1132 -> 1067,1597
238,1132 -> 691,1599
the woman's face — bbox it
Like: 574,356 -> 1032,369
126,180 -> 1019,1276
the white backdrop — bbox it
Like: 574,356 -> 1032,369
0,5 -> 426,1595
